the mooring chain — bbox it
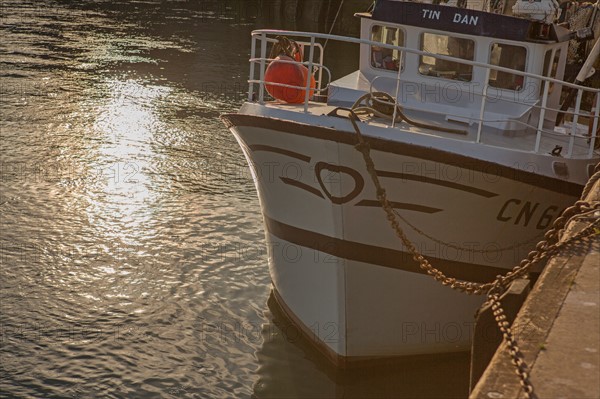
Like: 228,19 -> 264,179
339,108 -> 599,399
346,108 -> 599,294
488,286 -> 536,399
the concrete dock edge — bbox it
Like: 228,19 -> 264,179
470,175 -> 600,399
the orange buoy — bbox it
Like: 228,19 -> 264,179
265,55 -> 316,104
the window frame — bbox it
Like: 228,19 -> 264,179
487,41 -> 528,93
369,23 -> 406,73
418,31 -> 476,83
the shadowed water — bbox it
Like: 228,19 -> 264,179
0,1 -> 469,398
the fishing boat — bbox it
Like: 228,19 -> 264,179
222,0 -> 600,365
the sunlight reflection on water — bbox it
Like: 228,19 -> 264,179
88,79 -> 168,245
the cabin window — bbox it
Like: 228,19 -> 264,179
370,25 -> 405,72
488,43 -> 527,91
419,33 -> 474,81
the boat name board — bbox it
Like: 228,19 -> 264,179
422,9 -> 479,26
372,1 -> 533,41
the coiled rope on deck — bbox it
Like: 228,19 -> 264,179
351,91 -> 467,135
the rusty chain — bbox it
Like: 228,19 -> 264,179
337,107 -> 600,399
488,286 -> 536,399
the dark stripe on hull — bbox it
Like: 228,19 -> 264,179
249,144 -> 311,162
355,199 -> 442,213
280,177 -> 324,198
222,113 -> 584,197
264,215 -> 508,283
376,170 -> 499,198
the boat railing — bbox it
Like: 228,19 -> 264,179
248,56 -> 332,96
248,34 -> 330,110
370,74 -> 596,151
249,29 -> 600,159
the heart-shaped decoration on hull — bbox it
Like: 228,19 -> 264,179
315,162 -> 365,204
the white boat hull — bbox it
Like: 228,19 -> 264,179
222,106 -> 588,363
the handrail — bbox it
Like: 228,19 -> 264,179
369,74 -> 599,123
589,94 -> 600,157
372,74 -> 597,118
257,36 -> 325,92
249,57 -> 333,93
354,89 -> 599,155
304,36 -> 316,112
362,88 -> 597,142
372,76 -> 600,123
251,29 -> 600,94
365,76 -> 598,147
248,79 -> 325,93
248,29 -> 600,158
477,71 -> 490,143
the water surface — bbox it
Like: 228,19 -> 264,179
0,1 -> 469,397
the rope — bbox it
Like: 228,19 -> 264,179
581,163 -> 600,200
323,0 -> 344,50
269,36 -> 301,59
351,91 -> 467,135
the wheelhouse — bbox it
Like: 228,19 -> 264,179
327,0 -> 571,133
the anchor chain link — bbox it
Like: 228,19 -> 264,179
338,107 -> 600,399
